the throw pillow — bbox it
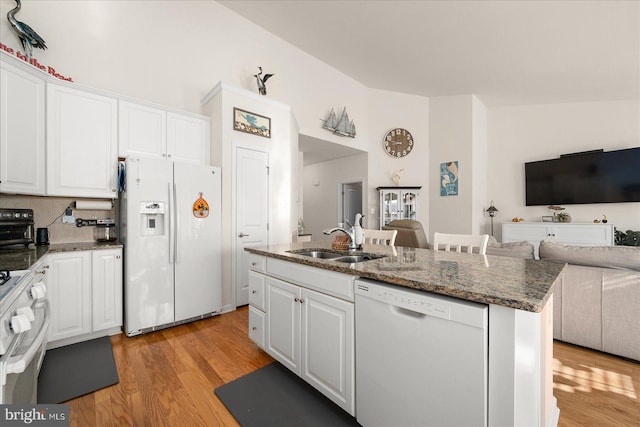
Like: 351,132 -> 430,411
486,238 -> 535,259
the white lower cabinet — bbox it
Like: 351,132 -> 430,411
300,285 -> 354,412
47,251 -> 92,342
248,306 -> 266,348
47,248 -> 123,347
92,249 -> 123,331
247,256 -> 355,416
266,276 -> 354,415
248,268 -> 266,349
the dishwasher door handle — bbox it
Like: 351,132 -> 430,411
389,305 -> 427,319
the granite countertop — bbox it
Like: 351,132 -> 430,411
0,241 -> 123,271
246,241 -> 567,313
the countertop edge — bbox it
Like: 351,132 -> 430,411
246,244 -> 566,313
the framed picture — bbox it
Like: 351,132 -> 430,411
233,107 -> 271,138
440,161 -> 459,196
542,216 -> 554,222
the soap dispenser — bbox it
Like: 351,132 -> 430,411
353,213 -> 364,249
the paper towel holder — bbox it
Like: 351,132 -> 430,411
74,200 -> 114,210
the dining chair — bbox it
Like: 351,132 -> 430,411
432,232 -> 489,255
363,229 -> 398,246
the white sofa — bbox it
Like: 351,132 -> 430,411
539,240 -> 640,361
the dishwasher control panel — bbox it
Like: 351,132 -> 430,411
355,279 -> 488,328
356,280 -> 450,320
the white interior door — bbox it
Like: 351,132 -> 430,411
235,148 -> 269,306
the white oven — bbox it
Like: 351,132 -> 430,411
0,266 -> 50,404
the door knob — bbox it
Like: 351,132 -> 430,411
238,232 -> 250,238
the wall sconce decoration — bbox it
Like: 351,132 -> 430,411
486,200 -> 499,236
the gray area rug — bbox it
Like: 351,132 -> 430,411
215,362 -> 361,427
38,336 -> 119,403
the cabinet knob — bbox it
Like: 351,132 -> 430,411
299,298 -> 305,304
116,255 -> 121,259
252,290 -> 257,294
111,188 -> 117,192
252,326 -> 257,331
294,297 -> 299,302
251,262 -> 258,266
167,154 -> 172,158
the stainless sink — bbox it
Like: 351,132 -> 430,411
289,249 -> 385,263
292,250 -> 344,259
333,254 -> 385,263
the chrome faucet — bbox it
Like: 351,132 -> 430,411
323,227 -> 357,251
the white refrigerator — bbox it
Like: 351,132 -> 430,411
121,157 -> 221,336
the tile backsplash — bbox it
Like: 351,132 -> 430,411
1,195 -> 117,244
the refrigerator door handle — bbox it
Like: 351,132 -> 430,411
168,182 -> 175,264
174,182 -> 179,264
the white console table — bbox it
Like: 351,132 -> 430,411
502,222 -> 615,259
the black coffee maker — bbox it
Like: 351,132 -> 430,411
36,227 -> 49,245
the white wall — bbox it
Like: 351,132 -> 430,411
488,99 -> 640,241
367,89 -> 430,230
429,95 -> 474,238
2,0 -> 638,247
303,153 -> 368,240
0,0 -> 369,151
472,97 -> 488,235
202,83 -> 296,309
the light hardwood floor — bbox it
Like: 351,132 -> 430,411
65,307 -> 639,426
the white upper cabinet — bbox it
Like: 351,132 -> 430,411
118,101 -> 166,161
0,59 -> 46,195
119,100 -> 210,165
47,83 -> 118,198
166,112 -> 210,164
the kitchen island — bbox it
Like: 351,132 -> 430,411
245,241 -> 566,426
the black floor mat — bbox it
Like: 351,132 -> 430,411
38,336 -> 119,403
215,362 -> 361,427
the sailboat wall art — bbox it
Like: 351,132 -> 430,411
321,107 -> 356,138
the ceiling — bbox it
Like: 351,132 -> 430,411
220,0 -> 639,164
220,0 -> 639,107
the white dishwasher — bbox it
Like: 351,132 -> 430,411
355,279 -> 488,427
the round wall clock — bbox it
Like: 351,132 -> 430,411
383,128 -> 414,158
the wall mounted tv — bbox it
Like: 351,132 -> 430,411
525,147 -> 640,206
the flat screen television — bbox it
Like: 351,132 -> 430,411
525,147 -> 640,206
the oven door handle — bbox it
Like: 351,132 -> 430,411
5,300 -> 50,375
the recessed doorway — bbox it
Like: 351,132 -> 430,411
338,180 -> 364,227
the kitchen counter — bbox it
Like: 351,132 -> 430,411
246,241 -> 566,312
0,241 -> 123,271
